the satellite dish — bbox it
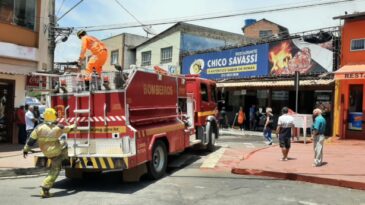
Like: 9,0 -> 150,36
143,25 -> 156,36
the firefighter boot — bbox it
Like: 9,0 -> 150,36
85,80 -> 90,91
61,159 -> 71,167
40,186 -> 53,198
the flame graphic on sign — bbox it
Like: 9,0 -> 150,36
269,42 -> 293,73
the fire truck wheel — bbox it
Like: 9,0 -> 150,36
147,140 -> 168,179
206,121 -> 216,152
65,168 -> 83,179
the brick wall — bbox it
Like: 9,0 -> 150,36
243,21 -> 282,40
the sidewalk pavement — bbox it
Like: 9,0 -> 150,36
232,138 -> 365,190
219,128 -> 263,137
0,144 -> 45,178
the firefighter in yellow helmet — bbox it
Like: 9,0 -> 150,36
23,108 -> 76,198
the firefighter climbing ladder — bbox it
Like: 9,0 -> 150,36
73,91 -> 92,155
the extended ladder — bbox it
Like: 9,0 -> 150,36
73,91 -> 92,155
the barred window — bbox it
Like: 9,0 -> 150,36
110,50 -> 119,65
160,47 -> 173,64
351,39 -> 365,51
141,51 -> 151,66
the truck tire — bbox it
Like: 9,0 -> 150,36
206,121 -> 216,152
147,140 -> 168,179
65,168 -> 83,179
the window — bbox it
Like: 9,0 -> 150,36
351,39 -> 365,51
0,0 -> 37,30
160,47 -> 172,63
259,30 -> 273,38
110,50 -> 119,65
141,51 -> 151,66
211,85 -> 217,102
200,83 -> 209,102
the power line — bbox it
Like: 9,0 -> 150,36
74,0 -> 359,32
56,0 -> 66,16
57,0 -> 84,22
114,0 -> 144,26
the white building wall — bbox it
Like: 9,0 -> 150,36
136,31 -> 181,74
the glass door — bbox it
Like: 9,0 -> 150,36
348,85 -> 363,131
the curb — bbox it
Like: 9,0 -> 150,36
0,168 -> 47,179
219,130 -> 263,137
231,168 -> 365,191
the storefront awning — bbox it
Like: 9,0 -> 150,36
334,64 -> 365,80
216,79 -> 334,88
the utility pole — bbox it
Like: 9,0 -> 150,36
49,0 -> 56,72
294,71 -> 300,113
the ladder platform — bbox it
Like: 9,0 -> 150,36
74,92 -> 91,97
76,126 -> 90,131
74,109 -> 90,114
74,144 -> 90,148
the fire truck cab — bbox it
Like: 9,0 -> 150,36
34,68 -> 219,180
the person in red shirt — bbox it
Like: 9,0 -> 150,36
16,105 -> 26,144
77,30 -> 108,79
237,106 -> 246,131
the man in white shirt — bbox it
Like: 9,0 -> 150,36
276,107 -> 294,161
25,105 -> 38,141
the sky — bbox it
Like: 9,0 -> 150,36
54,0 -> 365,62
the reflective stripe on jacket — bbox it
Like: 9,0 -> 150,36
30,123 -> 73,158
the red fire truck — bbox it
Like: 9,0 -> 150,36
34,68 -> 219,180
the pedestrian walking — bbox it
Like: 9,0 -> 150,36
25,105 -> 38,141
23,108 -> 76,198
219,107 -> 228,129
263,107 -> 274,145
16,105 -> 26,144
276,107 -> 294,161
311,108 -> 326,167
249,104 -> 257,131
237,106 -> 246,131
33,105 -> 41,127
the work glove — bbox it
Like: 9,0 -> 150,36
77,58 -> 83,67
23,150 -> 28,158
57,123 -> 65,129
23,145 -> 31,158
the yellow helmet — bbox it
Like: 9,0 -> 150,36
44,108 -> 57,123
77,30 -> 87,39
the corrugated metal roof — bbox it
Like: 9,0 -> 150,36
217,79 -> 334,88
0,64 -> 37,75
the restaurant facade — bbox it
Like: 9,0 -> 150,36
182,29 -> 338,135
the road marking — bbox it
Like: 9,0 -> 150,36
200,148 -> 226,169
243,143 -> 255,148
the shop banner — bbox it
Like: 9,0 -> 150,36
182,44 -> 269,80
26,76 -> 47,89
269,38 -> 333,76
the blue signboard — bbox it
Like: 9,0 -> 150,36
182,44 -> 269,80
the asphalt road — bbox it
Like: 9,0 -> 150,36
1,132 -> 364,205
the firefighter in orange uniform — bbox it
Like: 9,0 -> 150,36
77,30 -> 108,78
